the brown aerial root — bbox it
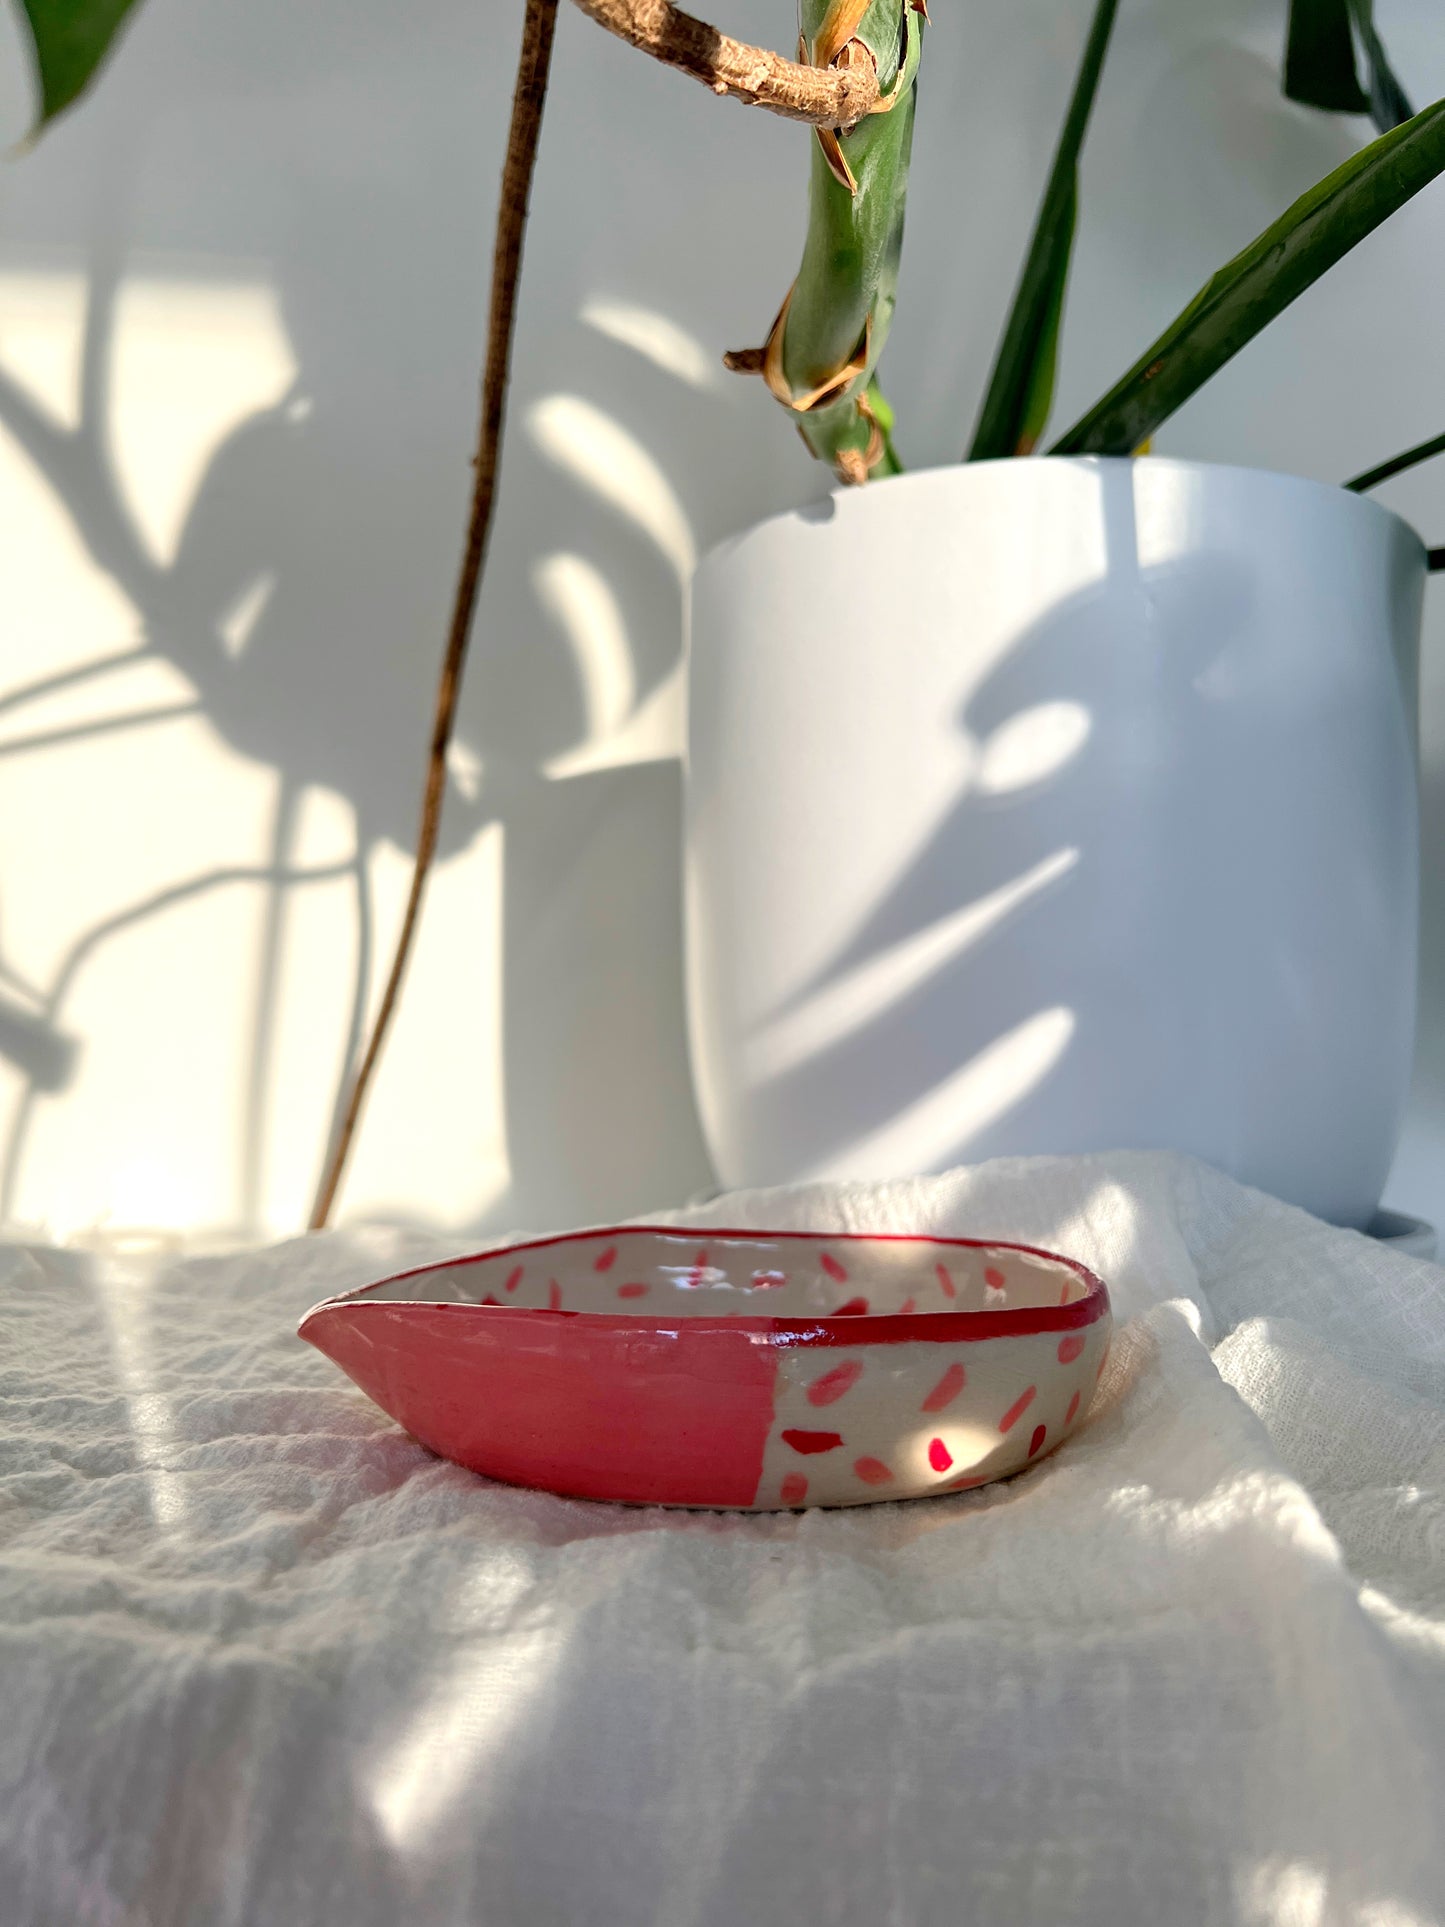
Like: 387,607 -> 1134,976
568,0 -> 879,128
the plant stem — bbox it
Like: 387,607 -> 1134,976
308,0 -> 559,1231
568,0 -> 879,127
1345,427 -> 1445,492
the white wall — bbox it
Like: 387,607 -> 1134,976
1,0 -> 1442,1243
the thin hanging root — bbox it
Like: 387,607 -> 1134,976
310,0 -> 559,1229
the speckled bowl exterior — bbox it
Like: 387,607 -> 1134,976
299,1227 -> 1111,1509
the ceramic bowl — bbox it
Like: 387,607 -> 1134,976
299,1226 -> 1112,1509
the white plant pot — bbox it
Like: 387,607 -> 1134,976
684,458 -> 1425,1228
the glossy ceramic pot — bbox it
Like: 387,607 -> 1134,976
685,458 -> 1424,1227
299,1226 -> 1112,1508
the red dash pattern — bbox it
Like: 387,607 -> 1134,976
505,1266 -> 523,1293
617,1282 -> 649,1299
1066,1391 -> 1081,1425
998,1384 -> 1037,1434
984,1266 -> 1006,1291
853,1456 -> 894,1485
820,1252 -> 849,1282
921,1362 -> 967,1412
935,1263 -> 957,1300
927,1437 -> 953,1472
806,1360 -> 864,1407
1028,1424 -> 1047,1459
833,1296 -> 870,1317
781,1428 -> 844,1455
593,1246 -> 618,1272
781,1473 -> 809,1505
1057,1334 -> 1085,1364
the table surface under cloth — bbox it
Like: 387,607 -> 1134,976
2,1150 -> 1443,1927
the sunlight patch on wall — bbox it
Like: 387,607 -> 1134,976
446,739 -> 484,803
1239,1857 -> 1328,1927
527,393 -> 696,580
533,548 -> 688,778
580,297 -> 719,392
534,552 -> 635,744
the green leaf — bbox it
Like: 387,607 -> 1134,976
1050,96 -> 1445,457
1283,0 -> 1413,135
1348,0 -> 1414,135
16,0 -> 143,133
1283,0 -> 1369,115
966,0 -> 1118,461
1345,426 -> 1445,492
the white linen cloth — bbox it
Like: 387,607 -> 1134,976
1,1150 -> 1443,1927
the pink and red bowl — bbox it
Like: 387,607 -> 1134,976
299,1226 -> 1111,1508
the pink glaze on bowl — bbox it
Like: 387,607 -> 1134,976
298,1227 -> 1111,1509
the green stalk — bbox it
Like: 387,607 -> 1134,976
749,0 -> 923,482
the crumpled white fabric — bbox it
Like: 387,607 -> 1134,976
1,1150 -> 1443,1927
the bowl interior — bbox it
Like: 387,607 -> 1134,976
341,1227 -> 1095,1322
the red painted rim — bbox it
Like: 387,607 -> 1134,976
299,1225 -> 1110,1349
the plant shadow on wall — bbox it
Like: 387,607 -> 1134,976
741,478 -> 1257,1182
0,52 -> 763,1235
